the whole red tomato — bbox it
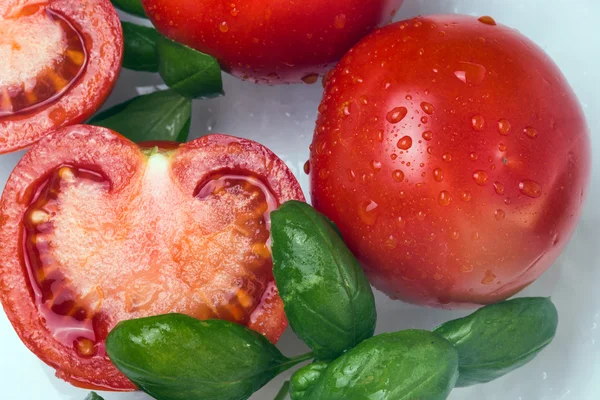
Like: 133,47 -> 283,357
310,15 -> 591,308
0,0 -> 122,154
0,125 -> 303,390
141,0 -> 403,84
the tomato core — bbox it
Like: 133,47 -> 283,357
0,5 -> 87,117
22,152 -> 279,363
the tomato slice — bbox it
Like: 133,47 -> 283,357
0,125 -> 304,390
0,0 -> 122,154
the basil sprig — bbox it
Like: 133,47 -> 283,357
122,22 -> 159,72
107,315 -> 312,400
271,201 -> 376,360
156,36 -> 224,99
111,0 -> 146,18
89,89 -> 191,142
291,330 -> 459,400
435,297 -> 558,387
83,392 -> 104,400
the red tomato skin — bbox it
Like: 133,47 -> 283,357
140,0 -> 403,84
0,0 -> 123,154
0,125 -> 304,390
310,15 -> 591,308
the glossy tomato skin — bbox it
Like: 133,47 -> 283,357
310,15 -> 591,308
141,0 -> 403,84
0,0 -> 122,154
0,125 -> 304,390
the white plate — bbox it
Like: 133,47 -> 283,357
1,0 -> 599,399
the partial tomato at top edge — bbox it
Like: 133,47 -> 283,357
0,125 -> 304,390
310,15 -> 591,308
140,0 -> 404,84
0,0 -> 123,154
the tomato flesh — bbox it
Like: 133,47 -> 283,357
310,15 -> 591,308
0,0 -> 122,154
0,5 -> 87,117
1,126 -> 304,390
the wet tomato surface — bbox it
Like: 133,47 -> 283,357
141,0 -> 404,84
0,0 -> 122,154
310,15 -> 591,308
0,125 -> 304,390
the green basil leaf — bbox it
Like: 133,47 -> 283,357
271,201 -> 376,360
107,314 -> 303,400
303,330 -> 458,400
111,0 -> 146,18
84,393 -> 104,400
289,362 -> 328,400
157,36 -> 224,99
434,297 -> 558,387
89,90 -> 192,143
122,22 -> 159,72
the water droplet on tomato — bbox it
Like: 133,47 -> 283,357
397,136 -> 413,150
377,129 -> 384,142
433,168 -> 444,182
417,211 -> 426,221
433,272 -> 443,280
392,170 -> 405,182
318,169 -> 330,179
334,14 -> 347,29
493,181 -> 505,195
421,116 -> 429,124
499,143 -> 507,152
303,160 -> 310,175
386,106 -> 408,124
427,146 -> 434,155
498,119 -> 511,135
420,102 -> 435,115
473,170 -> 488,186
442,153 -> 452,162
461,264 -> 474,273
397,216 -> 406,229
422,131 -> 433,141
504,197 -> 512,205
301,73 -> 319,84
519,180 -> 542,198
359,200 -> 379,225
438,191 -> 452,207
494,209 -> 506,221
470,152 -> 478,161
405,94 -> 413,101
370,160 -> 382,172
347,169 -> 356,182
471,114 -> 485,131
342,102 -> 352,116
360,96 -> 369,105
523,126 -> 538,139
481,270 -> 497,285
478,16 -> 497,26
385,235 -> 398,249
461,190 -> 472,202
451,231 -> 460,240
454,61 -> 487,85
219,21 -> 230,32
472,231 -> 481,241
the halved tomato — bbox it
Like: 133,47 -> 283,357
0,0 -> 122,154
0,125 -> 304,390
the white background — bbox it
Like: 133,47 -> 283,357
1,0 -> 599,399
